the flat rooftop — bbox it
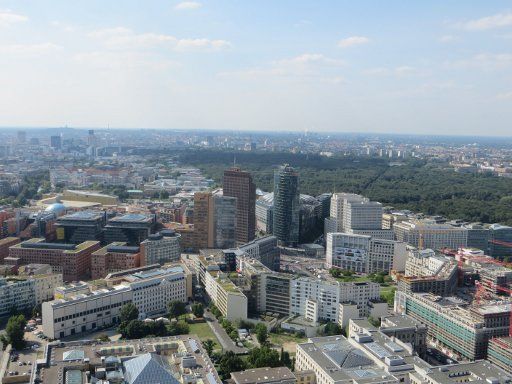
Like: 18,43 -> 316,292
422,361 -> 511,383
107,213 -> 154,223
231,367 -> 294,384
57,211 -> 105,221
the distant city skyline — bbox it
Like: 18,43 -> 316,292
1,1 -> 512,135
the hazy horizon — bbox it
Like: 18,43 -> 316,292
1,1 -> 512,135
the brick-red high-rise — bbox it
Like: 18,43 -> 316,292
223,167 -> 256,244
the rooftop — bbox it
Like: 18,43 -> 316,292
231,367 -> 295,384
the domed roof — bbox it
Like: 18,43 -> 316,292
45,202 -> 66,215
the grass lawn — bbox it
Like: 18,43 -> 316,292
269,333 -> 308,346
188,322 -> 221,350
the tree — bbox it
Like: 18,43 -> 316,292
5,314 -> 27,349
125,320 -> 146,339
97,334 -> 110,342
218,351 -> 245,380
368,316 -> 380,327
202,339 -> 215,356
191,303 -> 204,318
230,329 -> 239,341
168,300 -> 186,320
159,190 -> 170,200
280,348 -> 292,369
248,346 -> 281,368
323,322 -> 342,336
254,323 -> 268,345
120,303 -> 139,323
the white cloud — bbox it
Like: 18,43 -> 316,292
439,35 -> 458,43
497,91 -> 512,99
219,53 -> 344,80
0,42 -> 61,56
0,9 -> 28,27
337,36 -> 370,48
457,12 -> 512,30
88,27 -> 230,52
174,1 -> 202,10
276,53 -> 345,66
73,51 -> 178,70
447,53 -> 512,70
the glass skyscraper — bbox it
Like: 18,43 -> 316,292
273,164 -> 299,246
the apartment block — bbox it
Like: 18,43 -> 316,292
9,238 -> 101,281
0,237 -> 20,261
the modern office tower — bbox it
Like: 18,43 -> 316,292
273,164 -> 299,246
193,192 -> 215,249
9,238 -> 101,281
42,264 -> 191,339
91,242 -> 140,279
140,230 -> 181,266
488,224 -> 512,259
325,193 -> 383,239
103,213 -> 155,246
56,211 -> 106,244
213,195 -> 236,249
326,232 -> 407,274
393,219 -> 468,250
50,135 -> 62,150
223,167 -> 256,244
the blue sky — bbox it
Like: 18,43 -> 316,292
1,1 -> 512,135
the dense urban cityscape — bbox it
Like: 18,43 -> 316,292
2,0 -> 512,383
0,127 -> 510,383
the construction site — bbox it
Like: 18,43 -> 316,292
393,246 -> 512,363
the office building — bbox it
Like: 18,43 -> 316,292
394,291 -> 511,360
296,336 -> 400,384
379,314 -> 428,357
238,235 -> 280,271
256,194 -> 274,234
213,194 -> 237,248
0,237 -> 20,261
273,164 -> 300,246
196,254 -> 248,320
488,224 -> 512,259
50,135 -> 62,150
91,242 -> 140,279
104,213 -> 155,246
393,219 -> 468,250
9,238 -> 101,281
56,211 -> 106,244
36,335 -> 221,384
193,192 -> 215,249
140,229 -> 181,266
488,337 -> 512,375
410,361 -> 511,384
290,278 -> 382,324
464,222 -> 490,252
42,265 -> 190,338
326,232 -> 407,274
223,167 -> 256,244
231,367 -> 295,384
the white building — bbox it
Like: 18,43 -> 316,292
42,265 -> 190,339
393,219 -> 468,250
290,277 -> 381,323
326,233 -> 407,274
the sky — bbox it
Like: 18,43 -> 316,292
1,1 -> 512,135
